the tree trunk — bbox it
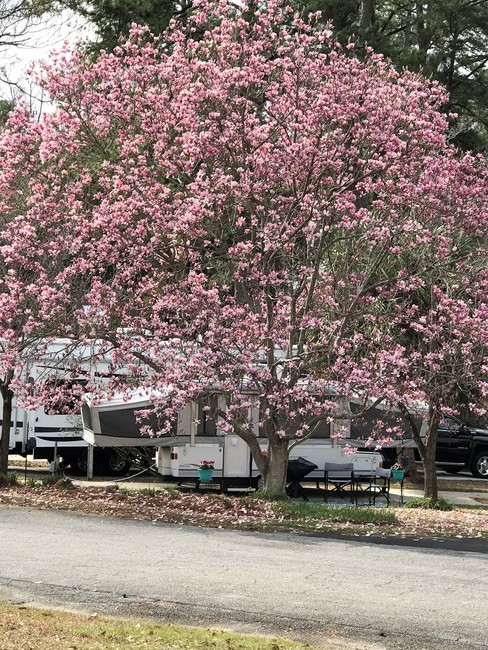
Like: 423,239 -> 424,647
360,0 -> 375,30
422,443 -> 438,499
419,406 -> 440,499
0,385 -> 13,475
403,448 -> 422,484
264,437 -> 289,497
399,400 -> 439,498
415,1 -> 429,67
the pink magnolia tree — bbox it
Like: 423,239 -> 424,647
0,115 -> 66,474
364,254 -> 488,497
0,0 -> 486,495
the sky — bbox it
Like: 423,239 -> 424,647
0,9 -> 92,107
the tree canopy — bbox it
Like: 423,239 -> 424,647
0,0 -> 486,494
63,0 -> 181,53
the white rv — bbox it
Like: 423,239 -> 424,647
5,340 -> 134,475
6,340 -> 414,479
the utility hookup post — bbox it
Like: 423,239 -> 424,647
49,442 -> 61,475
87,445 -> 94,480
25,437 -> 36,485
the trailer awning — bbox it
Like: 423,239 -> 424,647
81,390 -> 173,447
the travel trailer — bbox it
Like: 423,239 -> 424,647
8,401 -> 131,476
5,340 -> 134,475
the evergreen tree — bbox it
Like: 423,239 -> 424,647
299,0 -> 488,151
64,0 -> 190,53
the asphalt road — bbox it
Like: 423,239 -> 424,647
0,507 -> 486,650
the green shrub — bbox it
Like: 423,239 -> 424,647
139,487 -> 157,497
403,497 -> 453,511
163,487 -> 181,498
0,471 -> 19,486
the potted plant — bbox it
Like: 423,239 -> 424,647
391,463 -> 405,481
198,460 -> 215,483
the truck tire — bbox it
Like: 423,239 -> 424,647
439,465 -> 463,474
471,451 -> 488,479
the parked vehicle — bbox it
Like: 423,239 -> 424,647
429,415 -> 488,479
5,340 -> 134,476
350,404 -> 488,479
7,400 -> 132,476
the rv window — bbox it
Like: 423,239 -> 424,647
197,397 -> 219,436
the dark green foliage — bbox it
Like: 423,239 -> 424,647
0,471 -> 19,486
0,99 -> 14,126
297,0 -> 488,151
65,0 -> 185,53
297,0 -> 359,35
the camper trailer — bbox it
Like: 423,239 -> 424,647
7,399 -> 131,476
81,391 -> 384,490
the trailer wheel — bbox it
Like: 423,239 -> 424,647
101,450 -> 132,477
66,452 -> 88,476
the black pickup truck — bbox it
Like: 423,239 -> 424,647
351,407 -> 488,478
433,415 -> 488,479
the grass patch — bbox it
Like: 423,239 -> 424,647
276,501 -> 398,525
252,489 -> 285,501
403,497 -> 453,511
139,487 -> 158,497
0,603 -> 312,650
163,486 -> 181,497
